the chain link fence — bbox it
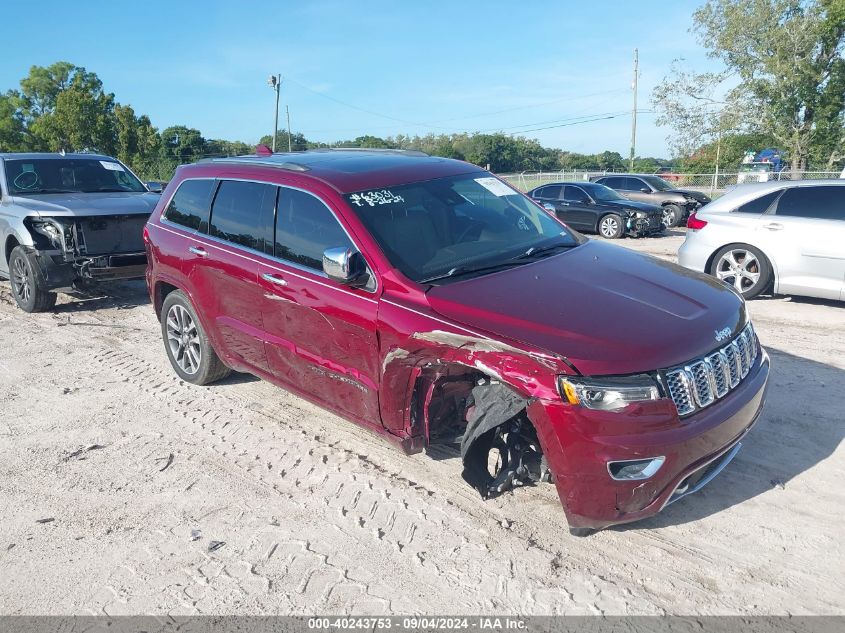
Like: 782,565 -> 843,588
497,170 -> 843,196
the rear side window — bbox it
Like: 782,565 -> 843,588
537,185 -> 561,200
163,179 -> 215,231
773,186 -> 844,220
208,180 -> 276,253
275,188 -> 354,270
600,176 -> 625,190
624,177 -> 647,191
734,190 -> 781,214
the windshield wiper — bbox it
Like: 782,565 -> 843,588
420,260 -> 528,284
514,242 -> 575,260
16,188 -> 79,194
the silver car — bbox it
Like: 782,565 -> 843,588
0,153 -> 160,312
678,180 -> 845,301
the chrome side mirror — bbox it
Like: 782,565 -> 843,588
323,247 -> 369,287
146,181 -> 164,193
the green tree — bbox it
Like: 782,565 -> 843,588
0,91 -> 26,152
17,62 -> 117,152
258,130 -> 313,152
680,132 -> 779,172
653,0 -> 845,171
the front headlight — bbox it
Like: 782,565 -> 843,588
559,375 -> 660,411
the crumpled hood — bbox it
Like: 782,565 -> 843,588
605,199 -> 662,213
10,191 -> 159,218
669,189 -> 711,203
426,240 -> 746,376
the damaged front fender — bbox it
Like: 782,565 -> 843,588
460,381 -> 549,498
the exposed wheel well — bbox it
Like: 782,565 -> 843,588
153,281 -> 179,320
411,366 -> 547,498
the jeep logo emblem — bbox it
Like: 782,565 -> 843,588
714,327 -> 732,342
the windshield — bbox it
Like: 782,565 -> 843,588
580,183 -> 625,202
4,158 -> 147,195
345,174 -> 581,283
740,163 -> 773,172
639,175 -> 673,191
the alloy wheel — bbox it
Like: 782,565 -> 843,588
165,304 -> 202,375
715,248 -> 760,294
11,256 -> 31,305
600,216 -> 619,238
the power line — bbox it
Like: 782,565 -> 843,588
424,87 -> 630,124
480,110 -> 630,133
506,110 -> 654,135
286,78 -> 632,133
285,77 -> 446,129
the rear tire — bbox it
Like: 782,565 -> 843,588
161,290 -> 231,385
662,204 -> 682,228
709,244 -> 772,299
598,214 -> 624,239
8,246 -> 57,313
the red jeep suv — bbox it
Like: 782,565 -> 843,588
144,149 -> 769,533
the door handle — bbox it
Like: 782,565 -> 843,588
560,202 -> 570,206
763,223 -> 784,231
261,273 -> 288,287
188,246 -> 208,257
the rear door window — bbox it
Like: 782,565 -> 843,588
208,180 -> 277,253
773,186 -> 845,220
275,188 -> 354,270
734,190 -> 782,214
563,186 -> 589,203
163,179 -> 216,231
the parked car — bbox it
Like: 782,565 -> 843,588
737,162 -> 779,184
527,182 -> 664,238
145,180 -> 169,193
144,149 -> 769,534
0,153 -> 160,312
679,180 -> 845,301
589,174 -> 711,228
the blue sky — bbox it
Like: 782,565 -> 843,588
1,1 -> 716,158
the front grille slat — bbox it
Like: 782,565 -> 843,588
663,324 -> 758,417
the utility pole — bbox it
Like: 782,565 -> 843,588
268,74 -> 281,152
629,48 -> 638,171
286,105 -> 292,152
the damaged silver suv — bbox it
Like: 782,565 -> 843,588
0,153 -> 160,312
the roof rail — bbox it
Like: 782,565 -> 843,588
306,147 -> 429,157
197,156 -> 310,172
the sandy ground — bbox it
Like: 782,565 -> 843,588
0,229 -> 843,616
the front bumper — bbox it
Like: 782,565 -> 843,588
626,215 -> 664,236
528,349 -> 770,530
34,250 -> 148,289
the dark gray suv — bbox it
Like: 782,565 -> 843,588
0,153 -> 160,312
590,174 -> 710,228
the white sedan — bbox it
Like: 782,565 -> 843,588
678,180 -> 845,301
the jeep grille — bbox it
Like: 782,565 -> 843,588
663,324 -> 758,417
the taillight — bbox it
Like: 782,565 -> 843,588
142,225 -> 151,244
687,211 -> 708,230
